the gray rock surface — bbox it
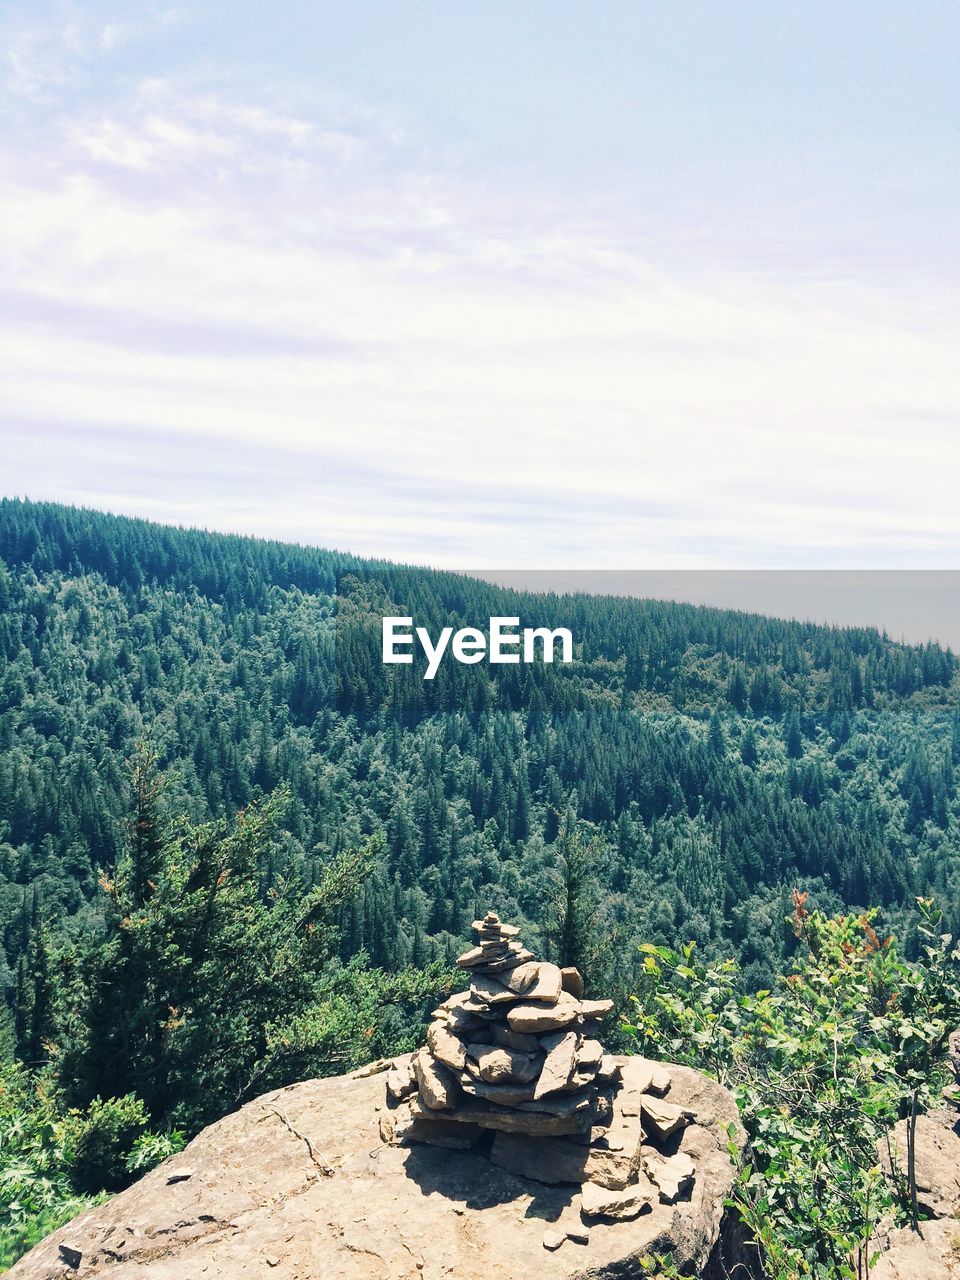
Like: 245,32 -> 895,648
870,1220 -> 960,1280
9,1058 -> 744,1280
872,1099 -> 960,1279
880,1108 -> 960,1221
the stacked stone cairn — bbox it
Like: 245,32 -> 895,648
383,912 -> 699,1234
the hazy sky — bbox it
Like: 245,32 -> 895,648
3,2 -> 959,568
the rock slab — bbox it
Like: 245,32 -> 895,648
9,1058 -> 744,1280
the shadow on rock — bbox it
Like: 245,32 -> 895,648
401,1141 -> 579,1220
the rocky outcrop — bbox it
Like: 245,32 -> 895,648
10,1058 -> 743,1280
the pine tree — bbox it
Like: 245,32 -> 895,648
546,832 -> 606,994
784,707 -> 804,759
127,744 -> 164,907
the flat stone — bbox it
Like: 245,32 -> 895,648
473,918 -> 519,938
641,1095 -> 691,1141
442,1006 -> 488,1038
457,999 -> 504,1021
597,1054 -> 623,1084
568,1062 -> 602,1091
402,1116 -> 484,1150
592,1090 -> 615,1126
490,1131 -> 642,1190
408,1093 -> 589,1136
427,1020 -> 467,1071
535,1031 -> 579,1098
515,1086 -> 595,1119
559,1203 -> 590,1244
580,1176 -> 657,1221
587,1110 -> 644,1184
477,946 -> 535,974
579,1039 -> 603,1068
499,962 -> 562,1003
579,999 -> 614,1021
560,967 -> 584,999
644,1152 -> 695,1203
617,1058 -> 656,1115
436,990 -> 474,1014
648,1065 -> 672,1097
566,1039 -> 603,1091
379,1110 -> 401,1144
461,1076 -> 536,1107
350,1057 -> 392,1079
542,1229 -> 565,1251
507,991 -> 580,1034
470,972 -> 522,1005
413,1048 -> 459,1111
442,989 -> 504,1019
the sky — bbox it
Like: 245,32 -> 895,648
2,1 -> 960,575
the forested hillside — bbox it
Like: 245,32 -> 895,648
2,496 -> 958,1004
2,498 -> 960,1269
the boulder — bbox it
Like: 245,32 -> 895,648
10,1058 -> 744,1280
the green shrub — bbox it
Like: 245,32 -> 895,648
0,1064 -> 99,1271
65,1094 -> 151,1194
623,896 -> 960,1280
0,1065 -> 185,1270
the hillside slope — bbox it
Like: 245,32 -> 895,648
1,497 -> 959,999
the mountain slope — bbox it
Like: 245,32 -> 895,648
1,497 -> 958,998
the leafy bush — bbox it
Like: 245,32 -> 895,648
65,1094 -> 151,1194
624,896 -> 960,1279
0,1064 -> 183,1270
0,1065 -> 97,1270
124,1129 -> 185,1175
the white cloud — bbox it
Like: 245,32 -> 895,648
1,25 -> 958,567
